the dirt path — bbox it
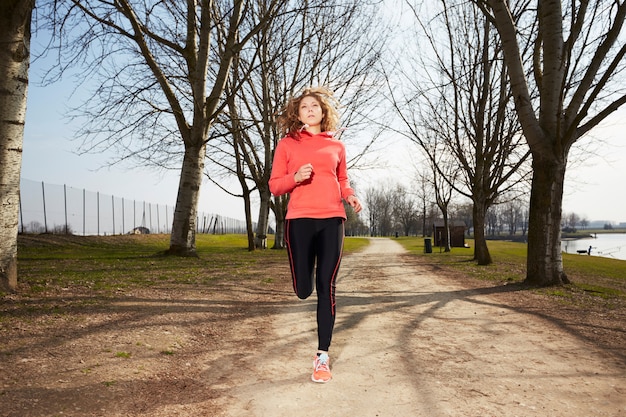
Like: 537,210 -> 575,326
2,237 -> 625,416
217,238 -> 625,417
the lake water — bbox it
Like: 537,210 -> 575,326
561,233 -> 626,261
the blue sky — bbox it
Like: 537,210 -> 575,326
560,108 -> 626,224
22,58 -> 245,221
21,46 -> 626,226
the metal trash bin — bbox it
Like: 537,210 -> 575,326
424,237 -> 432,253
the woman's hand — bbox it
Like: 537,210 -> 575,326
346,195 -> 362,213
294,163 -> 314,183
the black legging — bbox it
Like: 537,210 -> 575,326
285,217 -> 345,352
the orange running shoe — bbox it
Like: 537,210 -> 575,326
312,353 -> 332,383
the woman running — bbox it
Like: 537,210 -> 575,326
269,86 -> 362,383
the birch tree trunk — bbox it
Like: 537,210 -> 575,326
0,0 -> 33,292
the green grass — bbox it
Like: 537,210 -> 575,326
14,233 -> 370,295
15,232 -> 623,308
396,237 -> 626,301
343,236 -> 370,253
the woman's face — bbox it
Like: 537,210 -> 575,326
298,95 -> 324,129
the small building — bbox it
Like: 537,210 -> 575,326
432,221 -> 466,247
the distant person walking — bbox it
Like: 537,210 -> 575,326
269,87 -> 362,383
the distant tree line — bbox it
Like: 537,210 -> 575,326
363,180 -> 611,240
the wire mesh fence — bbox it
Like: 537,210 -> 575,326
19,178 -> 250,236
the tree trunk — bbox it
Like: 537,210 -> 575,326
525,154 -> 569,286
272,194 -> 287,249
422,201 -> 427,237
442,209 -> 451,252
231,127 -> 255,251
242,189 -> 255,251
254,185 -> 271,249
472,200 -> 492,265
480,0 -> 626,286
0,0 -> 33,292
168,143 -> 207,257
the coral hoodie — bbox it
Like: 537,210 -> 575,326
269,130 -> 355,220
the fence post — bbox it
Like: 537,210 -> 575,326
18,187 -> 24,233
64,184 -> 68,235
111,195 -> 115,235
41,181 -> 48,233
19,187 -> 24,233
18,181 -> 245,237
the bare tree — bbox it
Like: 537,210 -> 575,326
414,168 -> 434,237
429,151 -> 458,252
475,0 -> 626,285
0,0 -> 34,292
365,181 -> 422,237
207,0 -> 387,250
392,184 -> 418,236
485,205 -> 501,236
502,199 -> 525,236
455,202 -> 474,238
222,86 -> 257,250
563,212 -> 580,231
388,0 -> 531,264
208,0 -> 384,248
365,185 -> 395,237
40,0 -> 283,256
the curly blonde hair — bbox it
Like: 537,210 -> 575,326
276,86 -> 341,139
